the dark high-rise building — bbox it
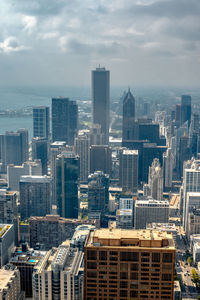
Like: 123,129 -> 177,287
122,89 -> 135,141
178,134 -> 190,178
181,95 -> 192,126
56,152 -> 79,218
52,97 -> 78,145
88,171 -> 109,214
90,145 -> 112,176
33,106 -> 50,139
32,137 -> 49,175
0,129 -> 28,173
122,118 -> 165,146
92,67 -> 110,144
20,176 -> 52,220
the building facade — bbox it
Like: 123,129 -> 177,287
120,149 -> 138,193
52,97 -> 78,145
74,134 -> 89,183
20,176 -> 52,220
84,228 -> 175,300
89,145 -> 112,176
122,89 -> 135,141
92,67 -> 110,145
0,129 -> 28,173
56,152 -> 79,219
134,199 -> 169,229
33,106 -> 50,139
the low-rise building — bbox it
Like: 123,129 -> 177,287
134,199 -> 169,229
29,215 -> 95,250
9,245 -> 46,298
0,264 -> 24,300
116,209 -> 133,229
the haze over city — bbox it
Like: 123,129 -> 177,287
0,0 -> 200,86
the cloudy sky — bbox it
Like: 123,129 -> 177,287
0,0 -> 200,87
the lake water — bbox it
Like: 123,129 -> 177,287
0,85 -> 199,140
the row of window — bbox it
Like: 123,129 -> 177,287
87,250 -> 173,263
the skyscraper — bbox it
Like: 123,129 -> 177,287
0,129 -> 28,173
56,151 -> 79,218
52,98 -> 78,145
92,67 -> 110,145
32,137 -> 49,175
88,171 -> 109,214
20,176 -> 52,220
119,149 -> 138,193
33,106 -> 50,139
89,145 -> 112,176
181,95 -> 192,126
74,134 -> 89,183
148,158 -> 163,200
122,89 -> 135,141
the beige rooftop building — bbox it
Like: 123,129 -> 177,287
85,228 -> 175,300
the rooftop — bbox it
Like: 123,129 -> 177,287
136,199 -> 169,206
0,265 -> 18,290
86,229 -> 175,249
123,149 -> 138,155
0,224 -> 13,238
20,175 -> 51,183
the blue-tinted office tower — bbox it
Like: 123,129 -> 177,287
122,89 -> 135,141
32,137 -> 49,175
33,106 -> 50,139
56,151 -> 79,218
181,95 -> 192,126
0,129 -> 28,173
92,67 -> 110,145
52,98 -> 78,145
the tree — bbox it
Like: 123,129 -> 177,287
191,268 -> 199,288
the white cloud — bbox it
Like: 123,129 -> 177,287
0,37 -> 29,53
22,15 -> 37,33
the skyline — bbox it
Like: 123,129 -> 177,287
0,0 -> 199,87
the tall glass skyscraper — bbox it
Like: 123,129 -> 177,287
33,106 -> 50,139
92,67 -> 110,145
56,151 -> 79,218
52,98 -> 78,145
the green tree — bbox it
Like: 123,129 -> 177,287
191,268 -> 199,288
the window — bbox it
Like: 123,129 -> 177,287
152,253 -> 160,263
120,281 -> 128,288
120,263 -> 128,271
162,274 -> 172,281
87,262 -> 97,269
130,290 -> 138,297
120,272 -> 128,279
162,253 -> 172,263
120,290 -> 127,297
87,271 -> 97,278
131,263 -> 138,271
130,272 -> 138,280
99,251 -> 107,261
87,250 -> 97,260
120,251 -> 139,261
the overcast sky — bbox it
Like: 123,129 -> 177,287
0,0 -> 200,87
